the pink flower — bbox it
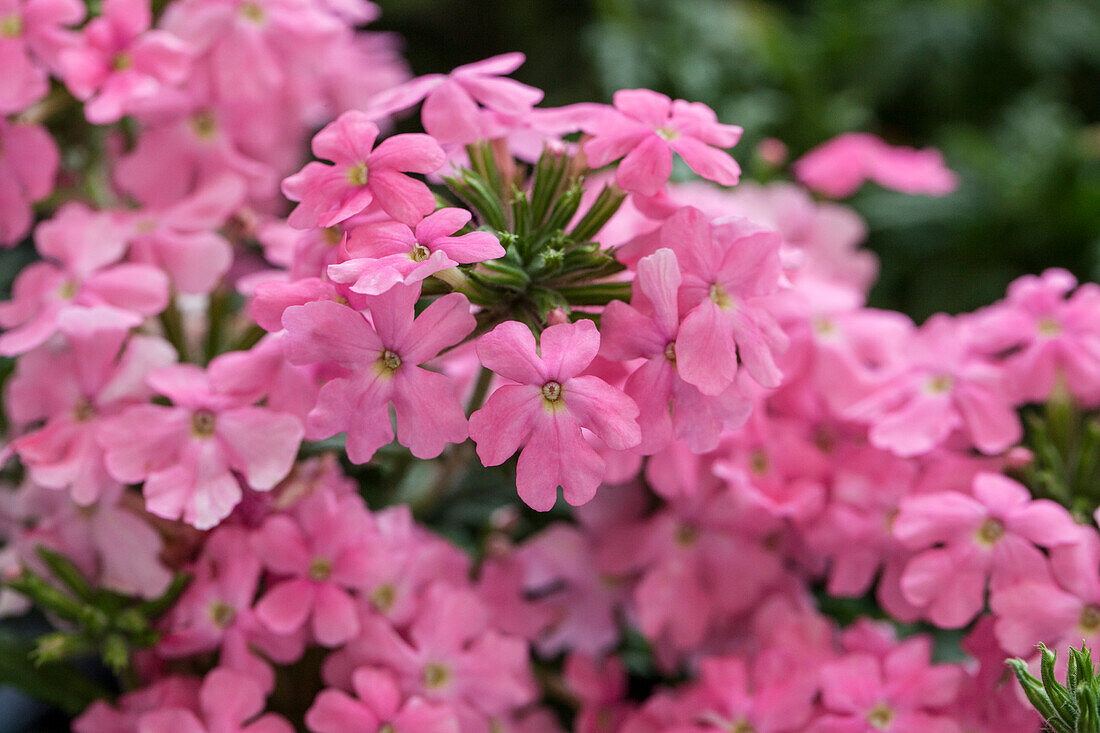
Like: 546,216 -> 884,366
306,667 -> 458,733
680,653 -> 816,733
74,676 -> 201,733
892,473 -> 1080,628
282,110 -> 446,229
97,362 -> 304,529
0,203 -> 168,355
793,132 -> 957,199
328,207 -> 504,295
582,89 -> 742,196
281,284 -> 474,463
0,0 -> 84,113
468,319 -> 641,511
661,206 -> 788,394
252,490 -> 372,647
601,248 -> 753,454
0,117 -> 59,245
58,0 -> 192,124
137,667 -> 294,733
364,52 -> 543,146
125,175 -> 244,294
158,526 -> 305,693
7,309 -> 176,505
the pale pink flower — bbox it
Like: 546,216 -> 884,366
892,473 -> 1080,628
582,89 -> 742,196
0,204 -> 167,355
282,110 -> 445,228
328,207 -> 504,295
468,319 -> 641,511
137,667 -> 294,733
0,117 -> 59,245
601,248 -> 753,454
306,667 -> 458,733
7,310 -> 176,505
59,0 -> 192,124
793,132 -> 957,199
281,284 -> 474,462
252,490 -> 372,647
0,0 -> 84,113
97,362 -> 304,529
364,52 -> 543,146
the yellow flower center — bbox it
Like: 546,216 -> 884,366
410,243 -> 431,262
209,600 -> 236,628
309,557 -> 332,581
423,662 -> 451,689
345,162 -> 369,186
191,409 -> 217,438
976,518 -> 1005,546
1081,604 -> 1100,632
0,14 -> 23,38
866,703 -> 894,730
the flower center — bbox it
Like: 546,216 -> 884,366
709,283 -> 733,310
376,349 -> 402,376
323,226 -> 343,246
540,380 -> 563,408
0,14 -> 22,37
664,341 -> 676,362
309,557 -> 332,581
976,518 -> 1005,546
240,1 -> 265,22
1038,317 -> 1062,337
866,703 -> 894,730
410,243 -> 431,262
370,583 -> 396,612
812,316 -> 838,338
423,662 -> 451,689
112,52 -> 132,72
675,524 -> 699,547
191,409 -> 216,438
730,721 -> 756,733
924,374 -> 954,394
655,126 -> 680,141
191,111 -> 217,140
208,600 -> 236,628
57,280 -> 78,299
378,725 -> 396,733
71,399 -> 96,423
749,449 -> 769,476
1081,604 -> 1100,632
346,162 -> 369,186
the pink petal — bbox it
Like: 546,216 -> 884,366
676,300 -> 738,396
305,689 -> 378,733
615,134 -> 672,197
256,578 -> 316,634
477,321 -> 546,384
469,384 -> 540,466
368,168 -> 437,226
669,135 -> 741,186
397,292 -> 476,364
392,367 -> 468,458
564,374 -> 640,451
312,583 -> 360,647
282,301 -> 382,367
539,319 -> 600,381
216,407 -> 303,490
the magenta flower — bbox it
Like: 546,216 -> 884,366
681,654 -> 816,733
582,89 -> 742,196
0,0 -> 84,113
7,309 -> 176,505
252,490 -> 372,647
136,668 -> 294,733
661,206 -> 788,394
601,247 -> 753,454
305,667 -> 458,733
364,52 -> 544,146
282,110 -> 446,229
328,207 -> 504,295
468,319 -> 641,511
793,132 -> 958,199
97,362 -> 304,529
893,473 -> 1081,628
0,203 -> 168,356
0,118 -> 59,245
58,0 -> 191,124
282,284 -> 474,462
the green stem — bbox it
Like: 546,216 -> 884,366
158,298 -> 189,362
465,367 -> 495,416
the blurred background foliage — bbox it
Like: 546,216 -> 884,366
374,0 -> 1100,320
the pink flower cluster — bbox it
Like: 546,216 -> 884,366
1,4 -> 1098,730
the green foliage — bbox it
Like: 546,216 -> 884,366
1015,392 -> 1100,523
1011,642 -> 1100,733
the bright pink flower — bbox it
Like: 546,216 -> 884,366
252,490 -> 372,647
807,646 -> 962,733
282,110 -> 445,229
601,248 -> 753,454
660,206 -> 788,394
328,207 -> 504,295
582,90 -> 742,196
125,175 -> 244,294
0,204 -> 167,355
468,319 -> 641,511
7,310 -> 176,504
74,677 -> 201,733
306,667 -> 458,733
0,117 -> 59,245
793,132 -> 957,199
842,314 -> 1021,456
58,0 -> 191,124
158,526 -> 305,693
364,52 -> 543,146
281,284 -> 474,462
137,667 -> 294,733
892,473 -> 1080,628
207,334 -> 320,425
679,653 -> 816,733
0,0 -> 84,113
564,653 -> 630,733
97,362 -> 304,529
